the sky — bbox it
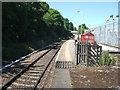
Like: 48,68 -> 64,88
47,2 -> 118,29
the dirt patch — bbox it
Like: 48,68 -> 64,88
70,66 -> 120,88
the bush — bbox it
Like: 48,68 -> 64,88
99,51 -> 116,66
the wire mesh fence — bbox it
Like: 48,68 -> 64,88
93,20 -> 119,47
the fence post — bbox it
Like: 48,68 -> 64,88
76,42 -> 79,65
85,41 -> 88,66
79,42 -> 82,63
100,46 -> 102,60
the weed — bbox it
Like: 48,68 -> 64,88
99,51 -> 116,66
71,81 -> 74,85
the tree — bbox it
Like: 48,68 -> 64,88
78,24 -> 89,34
63,18 -> 69,30
74,27 -> 77,31
2,2 -> 73,62
43,9 -> 66,39
68,22 -> 74,31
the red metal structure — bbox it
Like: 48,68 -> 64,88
80,32 -> 95,44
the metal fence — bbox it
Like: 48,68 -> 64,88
93,20 -> 119,47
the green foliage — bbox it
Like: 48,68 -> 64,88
78,24 -> 89,34
70,81 -> 74,85
2,2 -> 73,63
63,18 -> 74,31
43,9 -> 63,27
43,9 -> 72,39
69,22 -> 74,31
99,51 -> 116,66
73,27 -> 77,31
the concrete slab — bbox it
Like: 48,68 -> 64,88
51,69 -> 72,88
51,40 -> 76,88
98,43 -> 119,52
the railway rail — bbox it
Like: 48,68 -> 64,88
1,44 -> 52,71
1,41 -> 63,90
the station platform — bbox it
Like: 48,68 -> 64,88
55,40 -> 76,62
98,43 -> 120,53
51,40 -> 76,88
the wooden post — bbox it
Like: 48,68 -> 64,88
76,43 -> 79,65
79,42 -> 82,64
85,41 -> 88,66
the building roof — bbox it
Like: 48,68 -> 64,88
82,32 -> 94,36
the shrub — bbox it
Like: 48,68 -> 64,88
99,51 -> 116,66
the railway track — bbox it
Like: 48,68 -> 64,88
1,42 -> 63,90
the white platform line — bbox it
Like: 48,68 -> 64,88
55,41 -> 65,62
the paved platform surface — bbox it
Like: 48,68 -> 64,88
55,40 -> 75,62
51,69 -> 72,88
51,40 -> 76,88
98,43 -> 119,52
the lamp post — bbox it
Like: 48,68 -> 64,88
77,11 -> 83,34
77,11 -> 81,41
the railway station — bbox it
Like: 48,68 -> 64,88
1,31 -> 120,89
1,1 -> 120,90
